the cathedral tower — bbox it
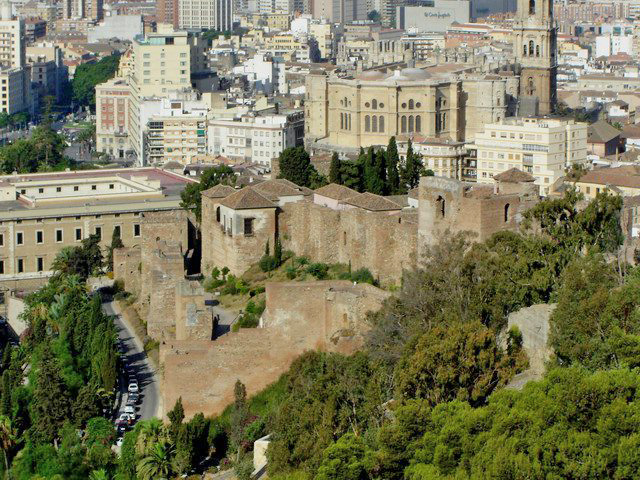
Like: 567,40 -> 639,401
513,0 -> 557,115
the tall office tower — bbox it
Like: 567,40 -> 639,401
258,0 -> 291,14
62,0 -> 103,21
157,0 -> 180,29
312,0 -> 366,23
178,0 -> 233,31
513,0 -> 557,115
0,0 -> 24,68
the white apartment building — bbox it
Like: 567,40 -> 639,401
208,110 -> 304,167
0,0 -> 24,69
232,53 -> 285,94
474,117 -> 588,195
398,138 -> 466,179
146,96 -> 209,165
178,0 -> 233,31
595,34 -> 633,58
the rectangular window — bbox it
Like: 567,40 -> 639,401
56,186 -> 61,192
36,230 -> 43,244
133,224 -> 140,237
243,218 -> 254,236
38,188 -> 43,193
109,184 -> 114,189
74,186 -> 79,191
114,225 -> 121,237
91,185 -> 97,190
17,258 -> 23,273
95,227 -> 102,240
0,233 -> 3,246
16,232 -> 23,245
0,260 -> 4,274
55,229 -> 63,243
75,228 -> 82,241
36,257 -> 43,272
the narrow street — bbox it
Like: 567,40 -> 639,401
103,301 -> 160,422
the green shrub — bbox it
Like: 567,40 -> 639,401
259,255 -> 279,272
296,256 -> 310,266
285,265 -> 298,279
351,268 -> 375,285
306,263 -> 329,280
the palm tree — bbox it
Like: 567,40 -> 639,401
88,469 -> 110,480
135,418 -> 166,456
0,415 -> 18,477
136,441 -> 175,480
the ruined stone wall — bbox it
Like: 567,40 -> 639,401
175,280 -> 213,341
113,247 -> 142,297
280,202 -> 418,285
161,280 -> 390,418
146,242 -> 185,340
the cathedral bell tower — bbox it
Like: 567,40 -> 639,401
513,0 -> 557,115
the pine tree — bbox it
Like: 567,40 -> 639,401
386,136 -> 400,194
31,342 -> 71,444
363,147 -> 377,193
329,152 -> 341,184
401,139 -> 422,191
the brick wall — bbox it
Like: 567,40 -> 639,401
161,280 -> 390,418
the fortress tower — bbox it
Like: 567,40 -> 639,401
513,0 -> 557,115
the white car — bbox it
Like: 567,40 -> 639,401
124,405 -> 135,416
128,382 -> 139,393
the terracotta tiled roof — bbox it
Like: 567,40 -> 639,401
344,192 -> 403,211
201,184 -> 236,198
588,120 -> 621,144
578,166 -> 640,190
271,178 -> 313,195
251,179 -> 306,200
493,168 -> 535,183
219,187 -> 276,210
314,183 -> 360,201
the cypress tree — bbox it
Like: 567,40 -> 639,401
277,147 -> 311,187
386,136 -> 400,194
274,237 -> 283,266
168,397 -> 185,442
401,139 -> 422,191
107,226 -> 125,272
368,150 -> 387,195
329,152 -> 341,184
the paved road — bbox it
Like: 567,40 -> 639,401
103,301 -> 160,423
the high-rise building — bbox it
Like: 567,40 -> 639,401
62,0 -> 103,21
513,0 -> 557,115
156,0 -> 180,29
0,0 -> 25,69
178,0 -> 233,31
312,0 -> 366,23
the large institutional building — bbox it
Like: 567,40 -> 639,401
0,168 -> 193,288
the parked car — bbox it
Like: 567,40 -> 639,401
124,405 -> 136,416
128,392 -> 140,404
128,382 -> 139,394
115,413 -> 130,429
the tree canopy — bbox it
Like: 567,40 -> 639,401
72,54 -> 121,109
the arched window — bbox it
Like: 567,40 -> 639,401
401,115 -> 407,133
529,0 -> 535,14
365,115 -> 370,132
415,115 -> 421,132
523,44 -> 528,56
504,203 -> 510,222
372,99 -> 378,109
536,45 -> 540,56
408,115 -> 414,132
408,99 -> 414,110
436,195 -> 445,218
529,40 -> 534,56
216,206 -> 220,222
340,113 -> 344,129
372,115 -> 378,132
379,115 -> 385,132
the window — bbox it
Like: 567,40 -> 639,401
529,0 -> 535,14
91,185 -> 97,190
74,186 -> 79,191
244,218 -> 254,235
436,196 -> 445,218
372,115 -> 378,132
0,233 -> 3,246
409,99 -> 414,109
16,232 -> 23,245
372,99 -> 377,109
114,225 -> 121,237
36,257 -> 43,272
415,115 -> 421,132
38,188 -> 44,194
55,229 -> 63,243
17,258 -> 23,273
379,116 -> 385,133
365,115 -> 370,132
504,203 -> 510,222
109,184 -> 114,189
134,224 -> 141,237
95,227 -> 102,240
36,230 -> 43,244
0,260 -> 4,274
408,116 -> 414,133
75,228 -> 82,241
56,187 -> 61,192
401,115 -> 407,133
